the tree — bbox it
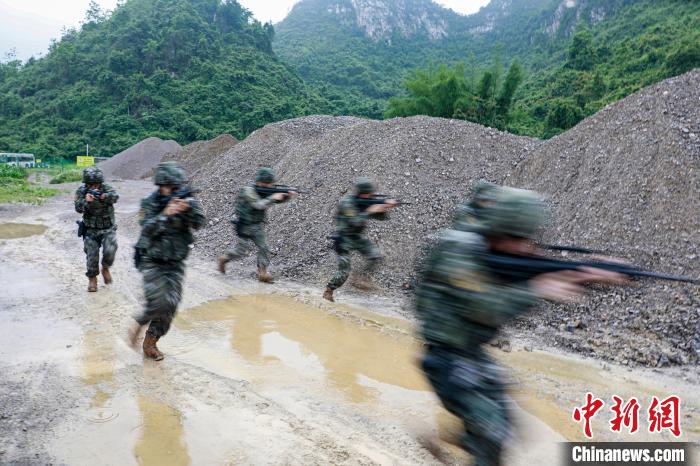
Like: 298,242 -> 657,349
495,60 -> 523,124
567,28 -> 597,71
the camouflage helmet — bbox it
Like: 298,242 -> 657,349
354,177 -> 375,195
452,180 -> 498,232
154,161 -> 187,186
479,185 -> 546,238
255,167 -> 275,184
82,167 -> 104,184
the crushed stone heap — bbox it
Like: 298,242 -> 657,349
100,137 -> 182,180
189,70 -> 699,367
192,114 -> 538,285
162,134 -> 238,178
509,69 -> 700,367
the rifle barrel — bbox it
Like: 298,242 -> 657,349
544,244 -> 602,254
483,254 -> 698,284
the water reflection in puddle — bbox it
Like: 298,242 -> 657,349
175,294 -> 430,404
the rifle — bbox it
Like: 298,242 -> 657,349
354,194 -> 411,211
255,184 -> 308,198
543,244 -> 605,255
86,188 -> 103,198
481,253 -> 698,284
135,185 -> 200,269
157,185 -> 200,211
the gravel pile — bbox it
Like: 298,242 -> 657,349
509,69 -> 700,366
189,70 -> 699,367
99,137 -> 182,180
191,114 -> 539,286
161,134 -> 238,178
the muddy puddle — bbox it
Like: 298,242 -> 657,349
0,222 -> 47,239
45,294 -> 698,465
174,295 -> 429,403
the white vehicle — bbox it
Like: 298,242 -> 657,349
0,153 -> 36,168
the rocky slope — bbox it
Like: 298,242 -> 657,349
191,114 -> 538,284
509,69 -> 700,366
189,69 -> 699,367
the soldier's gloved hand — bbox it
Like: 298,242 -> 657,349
367,203 -> 389,214
164,199 -> 188,216
86,193 -> 95,203
271,193 -> 287,201
530,268 -> 627,302
173,198 -> 191,213
100,193 -> 107,201
529,271 -> 587,302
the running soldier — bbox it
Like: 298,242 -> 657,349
415,184 -> 625,465
74,167 -> 118,292
322,177 -> 397,302
217,167 -> 296,283
128,162 -> 205,361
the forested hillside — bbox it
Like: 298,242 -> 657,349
1,0 -> 697,158
0,0 -> 324,158
275,0 -> 700,136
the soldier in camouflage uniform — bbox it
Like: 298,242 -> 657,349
415,184 -> 624,465
322,177 -> 397,302
217,167 -> 296,283
74,167 -> 119,292
128,162 -> 205,361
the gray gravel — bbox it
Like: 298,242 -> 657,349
160,133 -> 238,180
509,69 -> 700,367
99,137 -> 182,180
189,69 -> 699,367
190,114 -> 538,286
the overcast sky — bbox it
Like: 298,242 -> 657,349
0,0 -> 491,61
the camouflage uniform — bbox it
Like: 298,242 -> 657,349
225,185 -> 276,268
326,192 -> 389,290
415,186 -> 544,466
74,169 -> 119,278
221,168 -> 291,280
134,163 -> 205,340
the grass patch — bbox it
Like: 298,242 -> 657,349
0,166 -> 61,204
49,169 -> 83,184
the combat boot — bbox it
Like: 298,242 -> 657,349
323,287 -> 335,302
102,266 -> 113,285
257,267 -> 274,283
88,276 -> 98,292
143,333 -> 164,361
217,256 -> 229,274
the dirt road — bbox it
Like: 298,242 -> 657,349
1,181 -> 697,465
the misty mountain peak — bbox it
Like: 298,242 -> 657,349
326,0 -> 451,43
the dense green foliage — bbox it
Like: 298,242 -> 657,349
1,0 -> 698,160
0,165 -> 27,179
385,60 -> 523,130
0,0 -> 324,159
276,0 -> 700,137
512,2 -> 700,137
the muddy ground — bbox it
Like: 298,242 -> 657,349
0,181 -> 698,465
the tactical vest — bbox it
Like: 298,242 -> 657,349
235,186 -> 266,225
80,186 -> 115,229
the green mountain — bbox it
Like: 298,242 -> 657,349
0,0 -> 324,158
275,0 -> 700,135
